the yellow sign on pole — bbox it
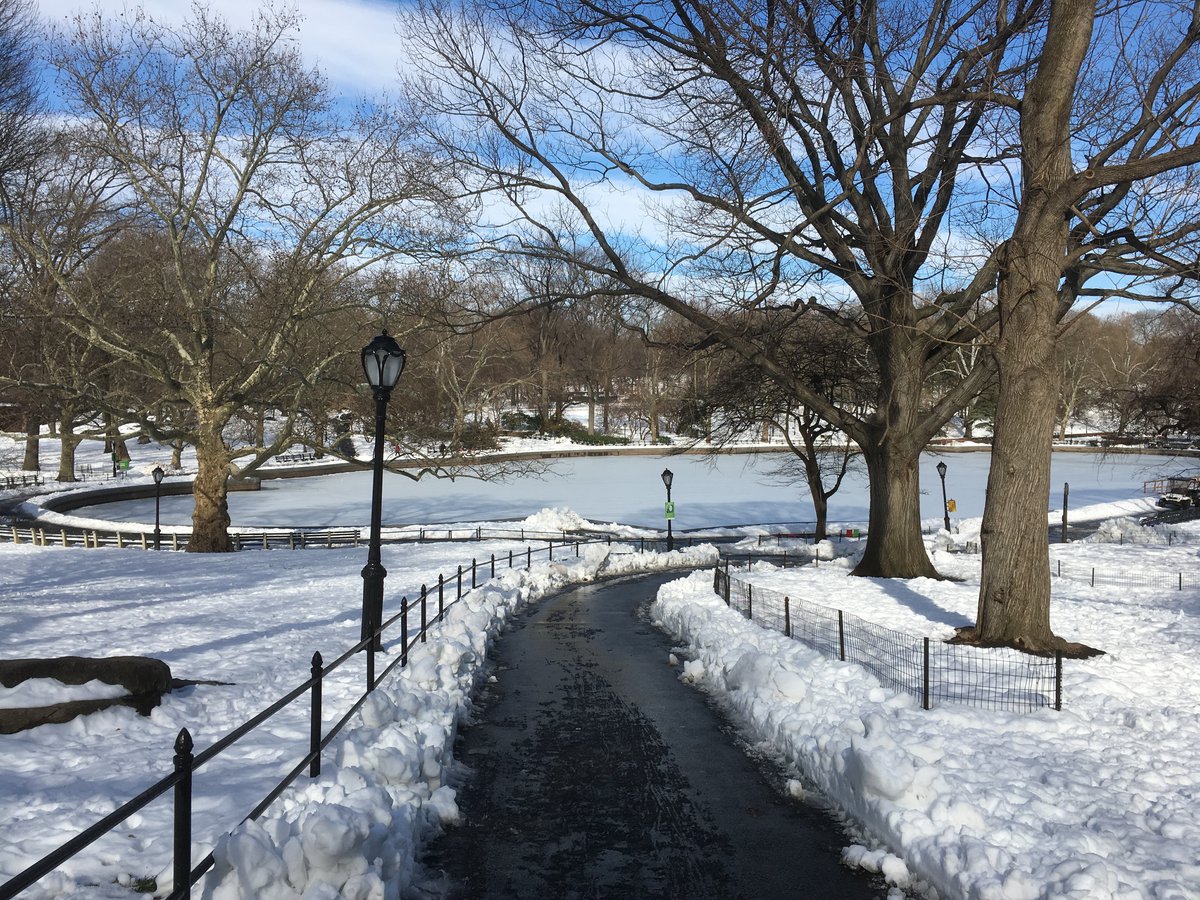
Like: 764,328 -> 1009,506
947,499 -> 957,512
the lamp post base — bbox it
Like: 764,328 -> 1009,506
361,563 -> 386,652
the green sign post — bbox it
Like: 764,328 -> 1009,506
664,500 -> 675,520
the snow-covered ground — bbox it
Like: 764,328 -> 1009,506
654,514 -> 1200,899
2,437 -> 1199,899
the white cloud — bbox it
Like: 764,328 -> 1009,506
36,0 -> 409,98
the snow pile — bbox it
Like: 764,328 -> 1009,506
651,554 -> 1200,900
518,507 -> 603,533
1084,516 -> 1168,545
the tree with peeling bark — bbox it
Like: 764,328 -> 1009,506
10,5 -> 457,551
962,0 -> 1200,654
409,0 -> 1041,578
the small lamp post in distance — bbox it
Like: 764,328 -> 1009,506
152,466 -> 164,550
661,467 -> 674,552
936,460 -> 950,533
360,329 -> 406,652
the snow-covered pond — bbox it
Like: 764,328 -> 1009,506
74,449 -> 1171,529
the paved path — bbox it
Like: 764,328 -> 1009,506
420,572 -> 885,899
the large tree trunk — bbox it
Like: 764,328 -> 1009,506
22,415 -> 39,471
189,409 -> 233,552
963,0 -> 1096,654
854,435 -> 938,578
851,314 -> 941,579
57,409 -> 80,482
974,238 -> 1061,648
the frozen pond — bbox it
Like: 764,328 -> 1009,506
75,449 -> 1172,530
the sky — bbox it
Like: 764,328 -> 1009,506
34,0 -> 408,98
27,0 -> 1168,320
3,446 -> 1200,897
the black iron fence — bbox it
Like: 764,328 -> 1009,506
0,536 -> 685,900
713,562 -> 1062,715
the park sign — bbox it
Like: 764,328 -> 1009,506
665,501 -> 676,520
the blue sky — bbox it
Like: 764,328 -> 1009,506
35,0 -> 407,98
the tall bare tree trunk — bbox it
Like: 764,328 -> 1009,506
56,408 -> 80,482
976,237 -> 1061,648
967,0 -> 1096,653
851,315 -> 941,579
854,434 -> 938,578
21,414 -> 39,471
189,409 -> 233,552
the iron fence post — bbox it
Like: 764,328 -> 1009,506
309,653 -> 322,778
438,575 -> 445,621
401,597 -> 409,667
747,583 -> 753,620
1055,651 -> 1063,711
491,554 -> 495,578
173,729 -> 194,899
837,610 -> 845,660
457,565 -> 462,599
420,585 -> 427,643
366,639 -> 375,691
472,559 -> 477,588
784,597 -> 791,638
922,638 -> 931,710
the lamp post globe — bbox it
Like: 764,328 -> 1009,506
936,461 -> 950,533
661,468 -> 674,552
360,329 -> 406,653
152,466 -> 164,551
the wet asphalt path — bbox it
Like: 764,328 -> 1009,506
419,572 -> 885,899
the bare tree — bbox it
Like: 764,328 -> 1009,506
0,0 -> 42,203
0,126 -> 130,480
409,0 -> 1039,578
701,314 -> 871,539
966,0 -> 1200,653
8,5 -> 457,551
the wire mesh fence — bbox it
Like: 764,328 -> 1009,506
713,564 -> 1062,713
1050,560 -> 1196,591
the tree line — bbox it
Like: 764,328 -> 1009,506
3,0 -> 1200,656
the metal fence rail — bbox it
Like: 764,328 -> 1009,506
714,563 -> 1062,714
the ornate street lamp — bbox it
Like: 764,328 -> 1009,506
152,466 -> 164,551
661,467 -> 675,552
936,460 -> 950,533
360,330 -> 406,652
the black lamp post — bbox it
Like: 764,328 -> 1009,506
360,329 -> 406,652
936,460 -> 950,533
152,466 -> 164,550
661,468 -> 674,552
